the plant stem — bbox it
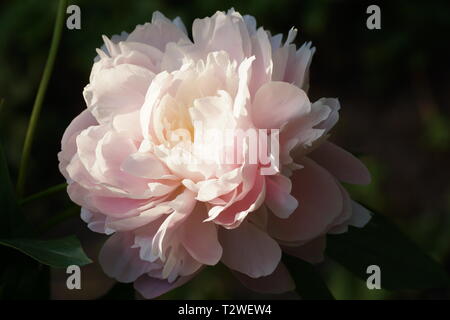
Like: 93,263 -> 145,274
20,182 -> 67,205
16,0 -> 67,198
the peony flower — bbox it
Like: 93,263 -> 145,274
58,9 -> 371,299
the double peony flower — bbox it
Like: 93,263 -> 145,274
58,9 -> 371,298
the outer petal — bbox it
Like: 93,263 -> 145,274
279,98 -> 331,165
348,201 -> 372,228
314,98 -> 340,134
219,222 -> 281,278
251,81 -> 310,129
127,11 -> 190,51
84,64 -> 153,124
80,207 -> 114,235
59,110 -> 97,177
309,141 -> 371,185
99,232 -> 152,283
282,236 -> 326,264
268,157 -> 343,243
248,27 -> 273,94
326,183 -> 353,234
192,10 -> 251,63
134,273 -> 196,299
180,204 -> 222,266
285,42 -> 315,92
264,174 -> 298,219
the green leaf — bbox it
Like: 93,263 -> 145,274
0,143 -> 28,237
283,254 -> 335,300
0,236 -> 92,268
327,210 -> 450,290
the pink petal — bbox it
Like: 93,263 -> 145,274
192,10 -> 251,63
112,111 -> 143,141
219,222 -> 281,278
127,12 -> 190,52
268,157 -> 343,243
212,172 -> 265,228
121,152 -> 171,179
248,28 -> 273,94
252,81 -> 309,129
309,141 -> 371,185
80,207 -> 113,235
265,174 -> 298,219
348,201 -> 372,228
134,273 -> 195,299
91,196 -> 149,217
99,232 -> 152,283
84,64 -> 153,123
314,98 -> 340,133
327,183 -> 356,235
180,204 -> 222,265
286,42 -> 315,92
282,236 -> 326,264
106,205 -> 170,232
61,109 -> 97,151
58,110 -> 97,178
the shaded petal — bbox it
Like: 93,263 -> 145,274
265,174 -> 298,219
59,110 -> 97,178
134,272 -> 195,299
219,222 -> 281,278
309,141 -> 371,185
180,204 -> 222,265
81,207 -> 114,235
327,183 -> 353,234
282,236 -> 326,264
348,201 -> 372,228
211,171 -> 265,228
268,158 -> 343,243
99,232 -> 151,283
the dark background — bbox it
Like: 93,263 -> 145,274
0,0 -> 449,299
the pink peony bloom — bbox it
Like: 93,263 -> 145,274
58,9 -> 371,298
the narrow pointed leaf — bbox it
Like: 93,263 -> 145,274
0,236 -> 92,268
283,254 -> 335,300
327,210 -> 450,290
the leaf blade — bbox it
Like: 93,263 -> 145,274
326,209 -> 450,290
0,236 -> 92,268
283,254 -> 335,300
